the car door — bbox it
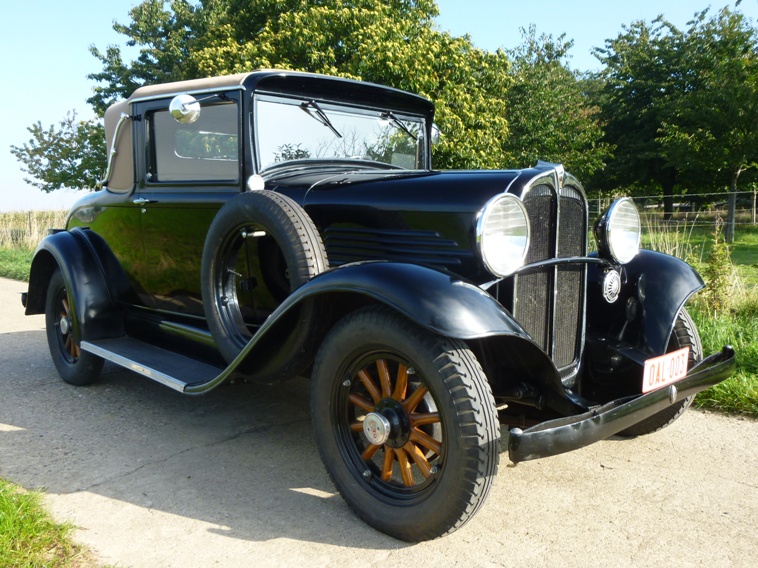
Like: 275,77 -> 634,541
133,92 -> 244,317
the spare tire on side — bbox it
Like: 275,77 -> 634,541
201,190 -> 328,380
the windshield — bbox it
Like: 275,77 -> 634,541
254,94 -> 427,172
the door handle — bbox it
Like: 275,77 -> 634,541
132,198 -> 155,205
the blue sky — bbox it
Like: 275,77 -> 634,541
1,0 -> 756,211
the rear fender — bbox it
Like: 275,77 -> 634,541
587,250 -> 703,357
25,228 -> 125,341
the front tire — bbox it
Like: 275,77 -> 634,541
45,269 -> 103,386
311,307 -> 500,541
619,307 -> 702,437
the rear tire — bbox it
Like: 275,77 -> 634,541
45,269 -> 104,386
619,307 -> 702,437
311,306 -> 500,541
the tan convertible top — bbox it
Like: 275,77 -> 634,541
102,73 -> 250,190
126,72 -> 250,102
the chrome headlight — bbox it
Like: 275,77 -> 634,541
594,198 -> 641,264
477,194 -> 530,277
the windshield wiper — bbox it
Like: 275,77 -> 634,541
300,100 -> 342,139
381,111 -> 417,142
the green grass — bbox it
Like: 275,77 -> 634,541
654,222 -> 757,285
0,210 -> 66,282
730,226 -> 758,287
691,300 -> 758,415
0,247 -> 34,282
642,221 -> 758,415
0,478 -> 86,567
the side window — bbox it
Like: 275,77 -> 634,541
147,101 -> 239,183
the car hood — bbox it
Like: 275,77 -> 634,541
267,168 -> 545,284
269,168 -> 533,213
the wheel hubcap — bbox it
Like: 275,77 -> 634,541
363,412 -> 391,446
372,398 -> 411,448
59,316 -> 71,335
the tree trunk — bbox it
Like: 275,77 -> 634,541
661,168 -> 677,221
663,194 -> 674,221
725,169 -> 740,243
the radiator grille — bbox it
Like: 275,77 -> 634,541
555,187 -> 586,368
514,183 -> 586,371
515,185 -> 555,349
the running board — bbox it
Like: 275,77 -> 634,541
81,337 -> 223,393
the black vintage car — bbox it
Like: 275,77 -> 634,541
23,70 -> 735,541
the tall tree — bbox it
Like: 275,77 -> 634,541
12,0 -> 610,189
20,0 -> 513,177
658,7 -> 758,242
88,0 -> 203,116
504,26 -> 610,181
593,18 -> 685,216
181,0 -> 513,169
10,113 -> 106,192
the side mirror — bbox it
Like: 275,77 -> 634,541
169,94 -> 201,124
431,123 -> 442,146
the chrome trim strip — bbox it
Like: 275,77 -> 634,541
81,340 -> 187,393
512,256 -> 608,274
98,112 -> 131,188
557,183 -> 591,383
158,321 -> 217,349
510,172 -> 557,200
479,256 -> 609,289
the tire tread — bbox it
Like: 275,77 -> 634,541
311,306 -> 499,541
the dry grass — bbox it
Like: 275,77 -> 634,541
640,214 -> 707,263
0,210 -> 68,250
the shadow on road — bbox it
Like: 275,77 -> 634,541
0,329 -> 413,550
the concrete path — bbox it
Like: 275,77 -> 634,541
1,277 -> 756,567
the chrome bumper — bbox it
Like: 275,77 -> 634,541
508,346 -> 736,463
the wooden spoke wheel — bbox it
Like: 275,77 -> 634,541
311,306 -> 500,541
45,269 -> 103,386
348,355 -> 443,490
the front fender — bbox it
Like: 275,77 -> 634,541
26,228 -> 125,341
294,261 -> 531,340
187,261 -> 564,394
587,250 -> 704,357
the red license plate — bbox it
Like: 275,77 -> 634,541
642,347 -> 690,393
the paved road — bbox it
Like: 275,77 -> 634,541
1,277 -> 756,567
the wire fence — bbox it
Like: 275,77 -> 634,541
2,192 -> 757,250
588,190 -> 758,238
